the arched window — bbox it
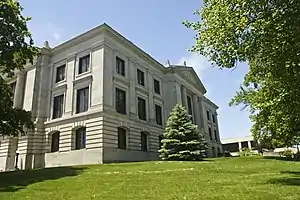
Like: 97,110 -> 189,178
75,127 -> 86,150
118,127 -> 126,149
51,131 -> 60,152
141,132 -> 148,152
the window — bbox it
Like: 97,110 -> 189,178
209,127 -> 212,140
56,64 -> 66,82
75,127 -> 86,150
155,104 -> 162,125
141,132 -> 148,152
138,97 -> 146,120
51,132 -> 60,152
154,79 -> 160,94
212,146 -> 216,157
158,135 -> 163,150
118,127 -> 126,149
115,88 -> 126,114
78,55 -> 90,74
76,87 -> 89,113
212,114 -> 216,123
214,130 -> 218,141
116,57 -> 125,76
53,94 -> 64,119
10,82 -> 16,96
187,96 -> 193,116
137,69 -> 145,86
207,110 -> 210,120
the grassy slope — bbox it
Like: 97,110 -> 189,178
0,156 -> 299,200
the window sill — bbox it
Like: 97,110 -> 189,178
52,81 -> 67,90
75,71 -> 91,79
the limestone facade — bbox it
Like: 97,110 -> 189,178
0,23 -> 222,171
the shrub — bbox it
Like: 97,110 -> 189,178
239,148 -> 257,157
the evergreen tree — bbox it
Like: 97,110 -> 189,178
159,104 -> 206,161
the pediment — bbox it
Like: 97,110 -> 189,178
175,67 -> 207,94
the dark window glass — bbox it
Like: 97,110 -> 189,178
10,82 -> 16,96
138,97 -> 146,120
155,104 -> 162,125
75,127 -> 86,150
118,127 -> 126,149
78,55 -> 90,74
51,132 -> 60,152
53,94 -> 64,119
158,135 -> 163,150
154,79 -> 160,94
187,96 -> 193,116
141,132 -> 148,152
207,110 -> 210,120
116,57 -> 125,76
214,130 -> 218,141
212,114 -> 216,123
56,64 -> 66,82
137,69 -> 145,86
209,128 -> 212,140
115,88 -> 126,114
76,87 -> 89,113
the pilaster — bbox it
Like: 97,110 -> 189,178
129,59 -> 137,117
192,95 -> 201,128
13,71 -> 26,108
147,71 -> 155,123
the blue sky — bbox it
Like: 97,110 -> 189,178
20,0 -> 252,139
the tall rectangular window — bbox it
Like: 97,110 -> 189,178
214,130 -> 218,141
155,104 -> 162,125
187,96 -> 193,116
51,132 -> 60,152
154,79 -> 160,94
56,64 -> 66,82
116,57 -> 125,76
118,127 -> 126,149
53,94 -> 64,119
138,97 -> 146,120
78,55 -> 90,74
212,114 -> 216,123
10,82 -> 16,96
209,127 -> 212,140
116,88 -> 126,114
207,110 -> 210,120
141,132 -> 148,152
75,127 -> 86,150
137,69 -> 145,86
76,87 -> 89,113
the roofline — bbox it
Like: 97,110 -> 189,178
50,23 -> 166,72
203,96 -> 219,109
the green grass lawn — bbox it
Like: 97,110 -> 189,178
0,156 -> 299,200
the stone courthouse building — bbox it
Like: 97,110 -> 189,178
0,24 -> 222,171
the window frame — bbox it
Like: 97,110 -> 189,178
116,56 -> 125,76
117,127 -> 127,149
138,97 -> 147,121
207,110 -> 210,121
155,104 -> 163,125
75,127 -> 86,150
141,132 -> 148,152
214,129 -> 218,141
137,68 -> 145,86
52,94 -> 64,119
55,64 -> 66,83
115,87 -> 127,115
50,131 -> 60,153
76,86 -> 89,114
209,127 -> 212,140
153,79 -> 161,94
78,54 -> 90,74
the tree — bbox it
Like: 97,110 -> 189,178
159,104 -> 206,161
0,0 -> 39,137
184,0 -> 300,147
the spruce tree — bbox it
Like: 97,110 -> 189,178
159,104 -> 207,161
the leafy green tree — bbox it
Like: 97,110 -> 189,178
184,0 -> 300,147
0,0 -> 39,137
159,104 -> 206,161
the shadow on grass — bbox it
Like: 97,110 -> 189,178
263,156 -> 300,162
268,171 -> 300,186
0,166 -> 85,193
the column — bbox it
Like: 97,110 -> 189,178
181,86 -> 187,108
238,142 -> 242,152
198,96 -> 205,130
175,83 -> 182,105
13,72 -> 26,108
129,59 -> 137,117
248,141 -> 252,150
192,95 -> 200,128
